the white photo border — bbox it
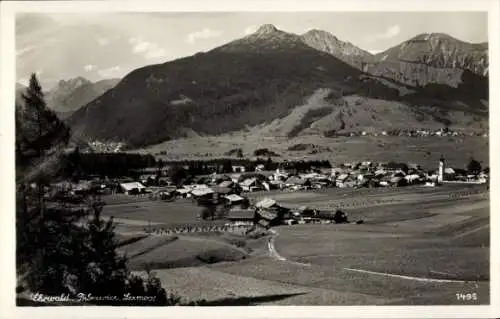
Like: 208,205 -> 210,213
1,0 -> 498,318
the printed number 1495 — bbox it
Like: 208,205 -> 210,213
456,293 -> 478,301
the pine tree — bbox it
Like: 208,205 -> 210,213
20,73 -> 70,158
467,157 -> 482,175
72,196 -> 128,297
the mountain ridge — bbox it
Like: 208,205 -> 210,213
62,24 -> 488,148
16,76 -> 121,119
374,32 -> 488,76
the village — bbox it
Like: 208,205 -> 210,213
47,155 -> 489,236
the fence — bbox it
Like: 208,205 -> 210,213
144,223 -> 254,236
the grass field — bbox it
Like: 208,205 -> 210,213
136,134 -> 488,170
125,235 -> 249,270
105,184 -> 489,305
102,194 -> 226,230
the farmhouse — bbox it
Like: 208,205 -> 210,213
191,187 -> 215,198
385,162 -> 409,174
285,176 -> 310,189
256,198 -> 277,209
255,164 -> 265,172
225,194 -> 245,205
226,208 -> 256,223
240,178 -> 264,192
175,188 -> 191,198
119,182 -> 147,195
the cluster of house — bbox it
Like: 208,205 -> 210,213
87,141 -> 125,153
224,197 -> 350,230
50,156 -> 488,206
335,129 -> 488,138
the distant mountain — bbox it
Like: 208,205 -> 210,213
68,24 -> 401,147
300,29 -> 375,69
215,24 -> 306,53
374,33 -> 488,76
45,76 -> 120,113
67,25 -> 488,148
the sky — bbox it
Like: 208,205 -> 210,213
16,12 -> 488,89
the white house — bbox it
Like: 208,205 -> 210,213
232,165 -> 246,173
255,164 -> 265,172
225,194 -> 245,205
191,188 -> 214,197
240,178 -> 258,192
120,182 -> 146,195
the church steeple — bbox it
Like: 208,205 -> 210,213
438,155 -> 445,184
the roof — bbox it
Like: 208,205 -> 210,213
120,182 -> 146,191
336,174 -> 349,181
258,219 -> 270,227
240,178 -> 257,187
390,176 -> 403,183
374,169 -> 387,176
444,168 -> 455,174
386,162 -> 408,170
191,188 -> 214,196
218,180 -> 234,188
213,186 -> 232,194
256,198 -> 277,209
225,194 -> 244,202
405,174 -> 420,180
258,210 -> 278,221
270,180 -> 285,185
285,176 -> 306,185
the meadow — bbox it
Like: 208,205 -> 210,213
105,183 -> 489,305
137,134 -> 489,171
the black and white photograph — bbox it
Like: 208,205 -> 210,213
1,0 -> 498,317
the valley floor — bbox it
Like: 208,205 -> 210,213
136,134 -> 489,170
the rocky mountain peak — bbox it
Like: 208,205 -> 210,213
57,76 -> 90,89
254,24 -> 280,36
303,29 -> 339,41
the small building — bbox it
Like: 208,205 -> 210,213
232,165 -> 246,173
390,176 -> 407,187
226,208 -> 256,223
284,176 -> 310,188
175,188 -> 191,198
255,164 -> 265,172
120,182 -> 147,195
255,198 -> 277,209
240,178 -> 259,192
335,174 -> 349,187
386,162 -> 409,174
404,174 -> 421,184
225,194 -> 245,205
212,186 -> 233,196
191,187 -> 215,198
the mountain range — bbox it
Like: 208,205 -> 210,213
57,24 -> 488,148
16,77 -> 120,118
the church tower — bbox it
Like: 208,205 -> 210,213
438,155 -> 445,183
